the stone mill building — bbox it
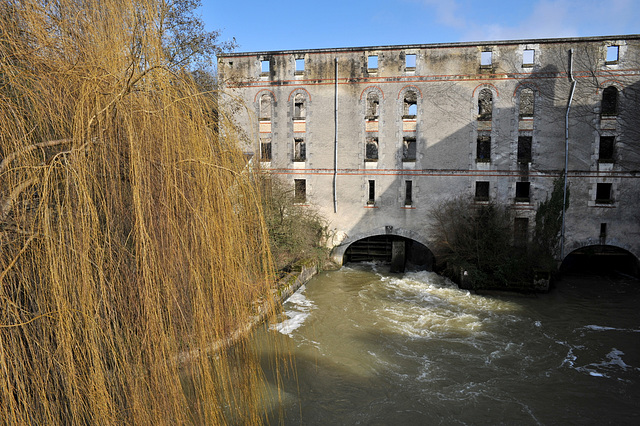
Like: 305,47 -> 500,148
218,35 -> 640,273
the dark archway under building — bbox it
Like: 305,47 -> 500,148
560,245 -> 640,277
343,235 -> 434,273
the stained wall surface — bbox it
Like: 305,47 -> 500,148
219,36 -> 640,263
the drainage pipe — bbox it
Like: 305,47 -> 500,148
561,48 -> 576,260
333,57 -> 338,213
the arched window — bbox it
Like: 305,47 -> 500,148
259,94 -> 272,120
601,86 -> 618,116
478,88 -> 493,121
293,93 -> 306,119
366,92 -> 380,118
519,88 -> 534,118
403,91 -> 417,117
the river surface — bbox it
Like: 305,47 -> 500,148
254,264 -> 640,425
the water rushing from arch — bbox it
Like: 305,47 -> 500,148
256,263 -> 640,424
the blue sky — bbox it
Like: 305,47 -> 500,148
201,0 -> 639,53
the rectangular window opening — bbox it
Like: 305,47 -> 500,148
596,183 -> 613,204
599,136 -> 615,162
294,138 -> 306,162
481,51 -> 492,66
365,137 -> 379,162
294,179 -> 306,203
405,54 -> 416,69
367,180 -> 375,205
517,136 -> 532,163
261,59 -> 270,73
368,55 -> 378,71
606,45 -> 619,63
402,137 -> 416,162
476,135 -> 491,162
295,58 -> 305,72
515,181 -> 531,202
405,181 -> 413,206
475,181 -> 489,201
523,49 -> 534,66
260,137 -> 271,162
600,223 -> 607,238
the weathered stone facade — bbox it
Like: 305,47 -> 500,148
219,35 -> 640,266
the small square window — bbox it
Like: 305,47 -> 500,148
475,181 -> 489,201
515,182 -> 530,202
261,59 -> 270,73
405,54 -> 416,69
523,49 -> 534,66
295,58 -> 305,72
606,46 -> 619,63
294,179 -> 306,203
596,183 -> 613,203
368,55 -> 378,71
481,51 -> 492,66
599,136 -> 615,162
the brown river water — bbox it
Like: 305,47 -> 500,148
253,263 -> 640,425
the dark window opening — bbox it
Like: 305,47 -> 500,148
365,137 -> 378,161
293,93 -> 306,119
367,180 -> 375,205
295,58 -> 305,73
517,136 -> 532,163
519,88 -> 534,118
368,55 -> 378,71
293,138 -> 306,162
596,183 -> 613,204
599,136 -> 615,162
515,182 -> 530,202
404,91 -> 417,118
405,181 -> 413,206
403,137 -> 416,162
294,179 -> 306,203
475,181 -> 489,201
600,223 -> 607,238
478,89 -> 493,121
366,93 -> 379,119
606,45 -> 619,63
476,135 -> 491,162
523,49 -> 534,66
514,218 -> 529,247
601,86 -> 618,116
260,138 -> 271,161
405,54 -> 416,70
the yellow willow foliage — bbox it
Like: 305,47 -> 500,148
0,1 -> 280,424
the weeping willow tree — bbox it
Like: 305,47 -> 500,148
0,1 -> 280,423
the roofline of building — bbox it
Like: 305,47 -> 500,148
219,34 -> 640,58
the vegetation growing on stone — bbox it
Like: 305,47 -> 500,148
431,176 -> 569,290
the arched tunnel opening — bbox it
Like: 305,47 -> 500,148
343,235 -> 434,273
560,245 -> 640,278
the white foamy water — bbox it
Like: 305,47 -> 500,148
259,266 -> 640,425
270,285 -> 315,336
